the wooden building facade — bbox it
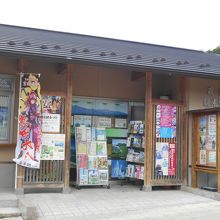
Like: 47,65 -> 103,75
0,24 -> 220,193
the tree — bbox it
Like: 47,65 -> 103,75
208,46 -> 220,54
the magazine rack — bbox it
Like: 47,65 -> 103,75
75,126 -> 110,189
126,121 -> 144,190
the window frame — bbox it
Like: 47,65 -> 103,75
0,74 -> 15,144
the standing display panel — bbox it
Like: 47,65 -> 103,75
126,121 -> 145,189
75,126 -> 110,189
70,97 -> 129,183
151,102 -> 183,186
192,111 -> 219,192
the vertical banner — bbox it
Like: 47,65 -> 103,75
14,73 -> 42,169
168,143 -> 176,176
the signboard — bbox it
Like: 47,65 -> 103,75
41,133 -> 65,160
42,113 -> 61,133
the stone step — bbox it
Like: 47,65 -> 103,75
0,193 -> 18,208
0,207 -> 21,218
1,217 -> 23,220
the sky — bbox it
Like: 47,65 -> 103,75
0,0 -> 220,51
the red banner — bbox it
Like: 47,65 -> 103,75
168,143 -> 176,176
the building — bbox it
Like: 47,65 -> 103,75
0,24 -> 220,193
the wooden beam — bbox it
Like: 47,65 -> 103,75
16,58 -> 29,194
131,71 -> 145,81
63,64 -> 73,192
191,114 -> 198,188
180,76 -> 188,186
144,71 -> 153,189
17,58 -> 28,73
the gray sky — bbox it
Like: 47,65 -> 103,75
1,0 -> 220,51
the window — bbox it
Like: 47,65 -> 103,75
0,75 -> 15,143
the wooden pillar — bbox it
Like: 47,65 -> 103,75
144,71 -> 153,190
16,58 -> 28,194
217,111 -> 220,192
191,114 -> 198,188
63,64 -> 73,193
180,76 -> 188,186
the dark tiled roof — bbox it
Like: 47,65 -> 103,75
0,23 -> 220,77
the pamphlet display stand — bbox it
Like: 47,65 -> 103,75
126,121 -> 145,190
75,126 -> 110,189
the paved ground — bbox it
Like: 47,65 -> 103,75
17,184 -> 220,220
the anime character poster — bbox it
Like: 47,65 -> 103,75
14,73 -> 42,169
42,96 -> 62,114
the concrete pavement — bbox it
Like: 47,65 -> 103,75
17,184 -> 220,220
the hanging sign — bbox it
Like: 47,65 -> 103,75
14,73 -> 42,169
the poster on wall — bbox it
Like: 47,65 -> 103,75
115,118 -> 127,128
14,73 -> 42,169
199,114 -> 216,166
94,116 -> 112,128
111,159 -> 127,178
42,113 -> 61,133
156,105 -> 176,138
73,115 -> 92,127
41,133 -> 65,160
42,96 -> 62,114
72,98 -> 128,117
155,142 -> 169,176
168,143 -> 176,176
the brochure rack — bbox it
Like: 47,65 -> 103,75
126,121 -> 145,190
75,126 -> 110,189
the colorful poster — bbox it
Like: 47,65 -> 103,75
208,114 -> 216,136
14,73 -> 42,169
42,113 -> 60,133
77,142 -> 87,154
79,168 -> 88,185
96,141 -> 107,155
99,170 -> 108,184
75,127 -> 87,142
96,128 -> 106,141
155,142 -> 169,176
168,143 -> 176,176
41,133 -> 65,160
88,156 -> 98,169
199,114 -> 216,166
77,154 -> 88,168
42,96 -> 62,114
156,105 -> 176,138
111,159 -> 127,178
98,156 -> 108,169
126,164 -> 135,178
111,139 -> 127,159
87,141 -> 96,155
88,170 -> 99,184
